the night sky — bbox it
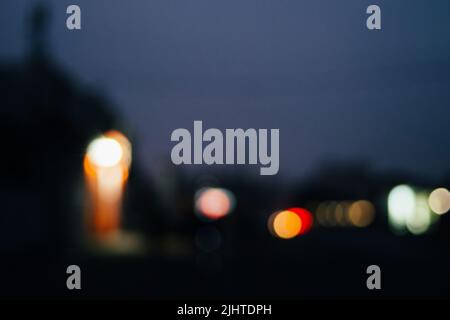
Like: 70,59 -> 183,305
1,0 -> 450,180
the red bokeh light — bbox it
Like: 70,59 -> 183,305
287,207 -> 313,235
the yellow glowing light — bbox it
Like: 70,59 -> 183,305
273,210 -> 302,239
348,200 -> 375,228
195,188 -> 235,220
428,188 -> 450,215
87,137 -> 123,168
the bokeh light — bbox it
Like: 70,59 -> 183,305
195,187 -> 235,220
87,137 -> 123,168
272,210 -> 302,239
267,211 -> 279,237
387,185 -> 438,235
287,207 -> 313,235
348,200 -> 375,228
407,192 -> 432,235
314,201 -> 341,227
84,131 -> 132,235
325,201 -> 338,226
428,187 -> 450,215
315,200 -> 375,228
315,202 -> 328,226
388,185 -> 415,232
334,202 -> 347,226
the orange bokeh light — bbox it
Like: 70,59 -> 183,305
84,130 -> 131,235
348,200 -> 375,227
272,210 -> 302,239
269,207 -> 313,239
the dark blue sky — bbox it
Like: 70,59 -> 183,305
1,0 -> 450,180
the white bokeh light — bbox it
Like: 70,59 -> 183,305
87,137 -> 123,168
407,193 -> 432,235
388,185 -> 415,232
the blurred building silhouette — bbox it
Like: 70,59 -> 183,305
0,4 -> 160,253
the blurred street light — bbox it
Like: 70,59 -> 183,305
348,200 -> 375,228
388,185 -> 415,233
84,131 -> 131,236
428,187 -> 450,215
314,200 -> 375,228
388,185 -> 437,235
195,187 -> 235,221
407,192 -> 432,235
268,207 -> 313,239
